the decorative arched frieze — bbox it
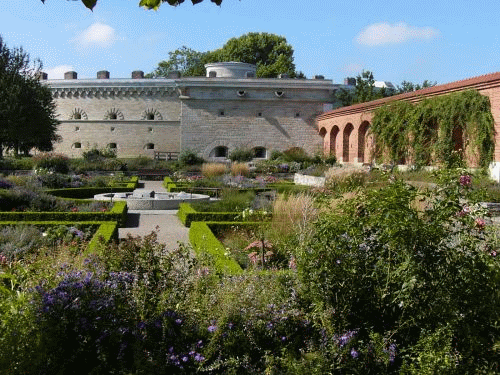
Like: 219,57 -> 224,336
104,108 -> 124,120
49,86 -> 177,99
68,108 -> 88,120
142,108 -> 163,121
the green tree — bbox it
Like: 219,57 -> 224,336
42,0 -> 223,11
397,79 -> 437,94
204,32 -> 297,78
0,36 -> 60,157
146,46 -> 205,78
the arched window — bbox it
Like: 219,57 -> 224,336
210,146 -> 228,158
253,147 -> 267,159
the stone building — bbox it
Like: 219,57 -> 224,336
45,62 -> 341,160
316,71 -> 500,180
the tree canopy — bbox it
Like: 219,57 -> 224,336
41,0 -> 223,11
150,32 -> 298,79
0,36 -> 60,157
336,70 -> 437,107
146,46 -> 205,78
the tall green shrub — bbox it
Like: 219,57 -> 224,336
297,172 -> 500,372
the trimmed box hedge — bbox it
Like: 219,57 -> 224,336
0,201 -> 128,226
86,221 -> 119,254
189,221 -> 242,275
0,220 -> 118,254
45,176 -> 139,199
177,202 -> 240,227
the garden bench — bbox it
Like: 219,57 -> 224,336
153,151 -> 179,161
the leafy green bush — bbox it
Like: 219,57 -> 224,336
229,147 -> 254,162
297,171 -> 500,372
33,153 -> 70,174
282,147 -> 311,163
179,149 -> 204,166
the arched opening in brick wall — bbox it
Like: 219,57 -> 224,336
343,123 -> 354,162
319,127 -> 327,154
358,121 -> 370,163
452,126 -> 464,152
330,126 -> 339,158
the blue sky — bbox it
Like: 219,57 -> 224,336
1,0 -> 498,86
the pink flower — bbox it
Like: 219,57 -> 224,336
475,218 -> 486,230
460,175 -> 472,187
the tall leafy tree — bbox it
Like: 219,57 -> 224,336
41,0 -> 223,11
0,36 -> 59,157
205,32 -> 297,78
146,46 -> 206,78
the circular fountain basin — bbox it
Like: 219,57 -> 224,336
94,189 -> 210,210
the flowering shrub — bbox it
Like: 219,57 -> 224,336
298,171 -> 500,373
33,153 -> 70,174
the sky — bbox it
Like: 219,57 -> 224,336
1,0 -> 499,86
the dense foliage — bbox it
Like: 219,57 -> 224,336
150,32 -> 299,78
42,0 -> 223,11
0,36 -> 59,157
371,90 -> 495,167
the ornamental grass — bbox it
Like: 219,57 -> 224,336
201,162 -> 227,178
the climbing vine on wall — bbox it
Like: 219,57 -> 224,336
371,90 -> 495,168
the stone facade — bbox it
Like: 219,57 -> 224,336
45,62 -> 341,159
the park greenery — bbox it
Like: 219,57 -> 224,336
336,70 -> 437,107
2,165 -> 500,373
148,32 -> 300,78
0,36 -> 59,157
371,90 -> 495,168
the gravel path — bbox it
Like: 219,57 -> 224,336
118,180 -> 190,250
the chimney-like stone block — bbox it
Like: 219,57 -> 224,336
97,70 -> 110,79
64,71 -> 78,80
132,70 -> 144,79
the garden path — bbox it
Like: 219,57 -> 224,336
118,180 -> 190,250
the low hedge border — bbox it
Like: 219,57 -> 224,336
0,220 -> 118,254
0,201 -> 128,226
86,221 -> 119,255
45,176 -> 139,199
177,203 -> 240,227
189,221 -> 242,275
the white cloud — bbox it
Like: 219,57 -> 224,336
74,22 -> 116,48
45,65 -> 75,80
356,22 -> 439,46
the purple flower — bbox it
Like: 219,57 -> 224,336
351,348 -> 359,359
181,355 -> 189,362
227,322 -> 234,329
388,343 -> 397,363
194,353 -> 205,362
175,318 -> 183,325
208,325 -> 217,333
335,330 -> 357,347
